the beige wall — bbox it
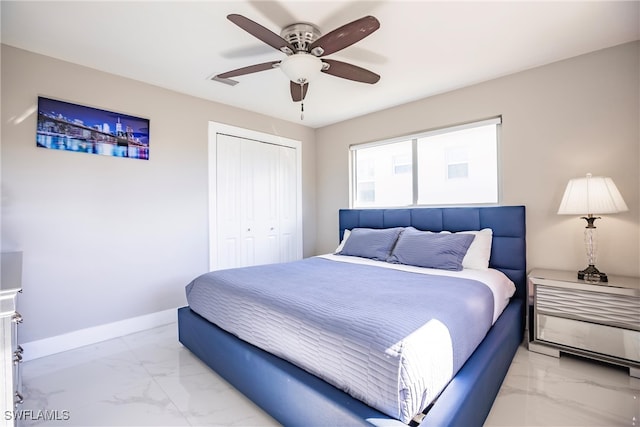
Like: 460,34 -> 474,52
1,45 -> 316,343
316,41 -> 639,278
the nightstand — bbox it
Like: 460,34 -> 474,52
528,268 -> 639,378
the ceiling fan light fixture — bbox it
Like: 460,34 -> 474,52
279,54 -> 323,84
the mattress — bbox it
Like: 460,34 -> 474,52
320,254 -> 515,324
185,256 -> 515,423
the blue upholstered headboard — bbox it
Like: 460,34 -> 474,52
339,206 -> 527,301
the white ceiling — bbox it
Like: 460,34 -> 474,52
2,1 -> 638,128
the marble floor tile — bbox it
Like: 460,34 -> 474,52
21,345 -> 151,413
154,368 -> 279,427
485,346 -> 640,426
17,323 -> 640,426
24,378 -> 191,427
18,323 -> 277,427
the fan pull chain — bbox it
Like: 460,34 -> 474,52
300,83 -> 304,120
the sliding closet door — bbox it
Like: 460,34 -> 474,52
215,133 -> 298,270
279,145 -> 298,262
240,138 -> 280,267
216,134 -> 242,270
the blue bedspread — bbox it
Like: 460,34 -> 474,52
186,257 -> 494,423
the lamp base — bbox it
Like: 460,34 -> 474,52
578,264 -> 608,283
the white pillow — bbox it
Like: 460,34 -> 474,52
458,228 -> 493,270
439,228 -> 492,269
334,229 -> 351,253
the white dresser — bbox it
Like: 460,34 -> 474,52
1,252 -> 23,426
528,268 -> 639,377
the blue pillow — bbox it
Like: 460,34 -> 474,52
388,227 -> 475,271
338,227 -> 404,261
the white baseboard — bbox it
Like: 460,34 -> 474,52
21,308 -> 178,362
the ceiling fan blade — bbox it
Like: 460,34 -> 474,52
321,59 -> 380,84
216,61 -> 280,79
290,81 -> 308,102
227,14 -> 295,54
309,16 -> 379,57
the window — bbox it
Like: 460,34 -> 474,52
447,162 -> 469,179
353,140 -> 413,207
351,118 -> 500,208
445,147 -> 469,179
393,154 -> 412,174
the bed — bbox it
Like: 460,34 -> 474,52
178,205 -> 526,426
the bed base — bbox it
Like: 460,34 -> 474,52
179,206 -> 526,426
178,299 -> 522,426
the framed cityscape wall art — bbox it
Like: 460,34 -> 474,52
36,96 -> 150,160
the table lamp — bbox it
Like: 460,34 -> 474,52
557,173 -> 628,282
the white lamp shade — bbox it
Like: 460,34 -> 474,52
558,174 -> 629,215
279,54 -> 322,84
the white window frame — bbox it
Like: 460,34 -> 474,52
349,117 -> 502,208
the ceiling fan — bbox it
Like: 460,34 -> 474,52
212,14 -> 381,117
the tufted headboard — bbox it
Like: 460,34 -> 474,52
338,206 -> 527,301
